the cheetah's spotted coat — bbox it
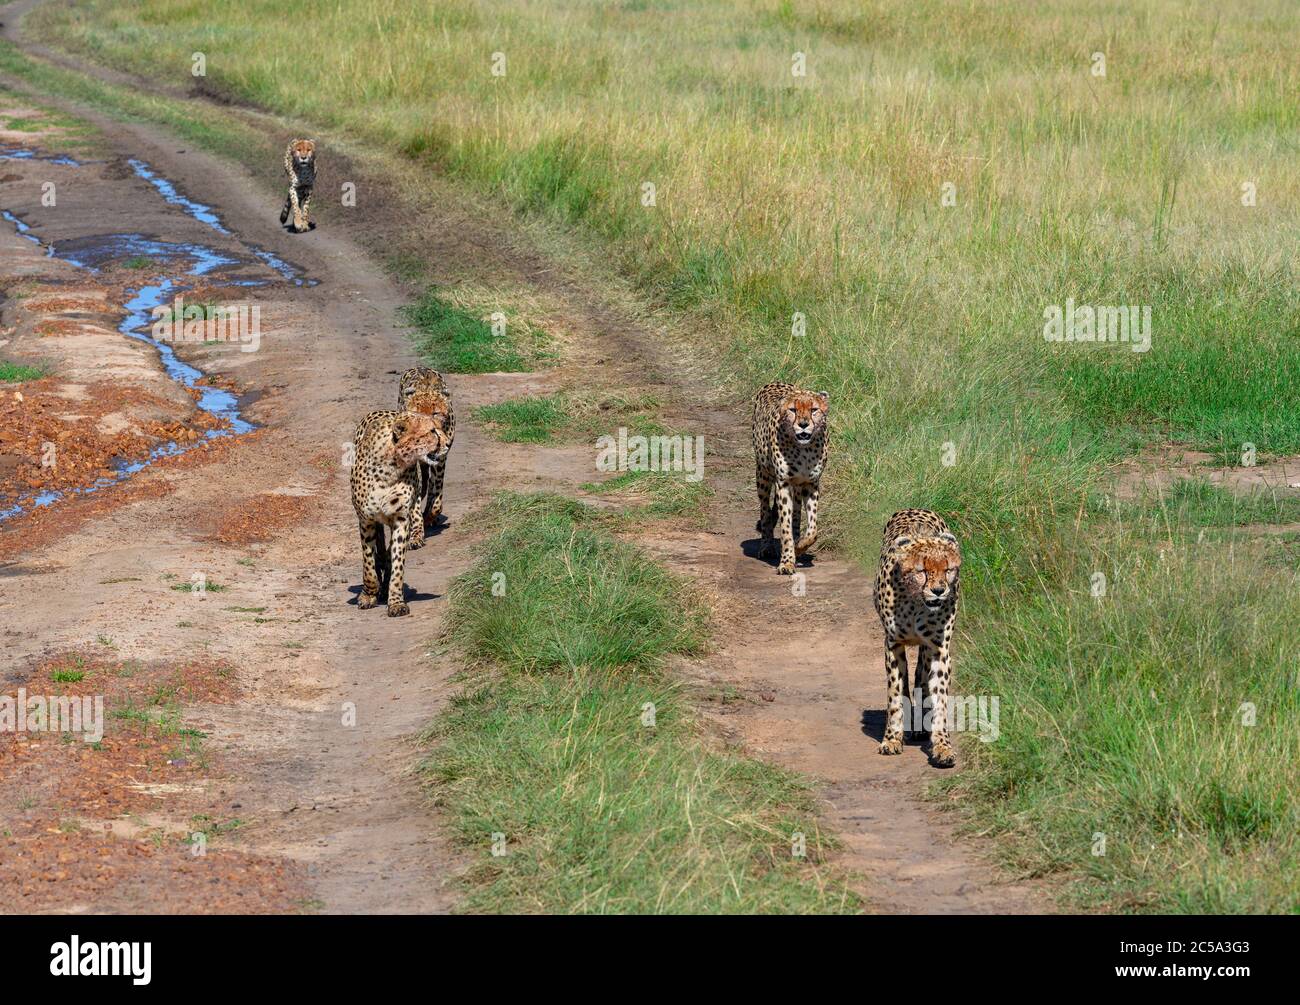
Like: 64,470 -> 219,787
751,381 -> 829,574
280,139 -> 316,233
872,509 -> 962,767
397,366 -> 455,549
349,409 -> 448,617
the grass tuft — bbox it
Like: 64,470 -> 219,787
0,360 -> 44,383
401,289 -> 550,373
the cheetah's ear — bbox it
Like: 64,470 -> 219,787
815,391 -> 829,407
939,532 -> 957,546
892,536 -> 912,550
392,416 -> 412,442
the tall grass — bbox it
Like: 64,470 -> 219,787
28,0 -> 1300,910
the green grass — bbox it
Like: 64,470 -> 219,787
0,361 -> 44,383
4,115 -> 45,132
1128,479 -> 1300,530
473,395 -> 568,443
0,37 -> 262,159
402,289 -> 551,373
474,391 -> 667,445
584,469 -> 714,522
422,492 -> 857,913
445,492 -> 707,671
169,580 -> 228,593
20,0 -> 1300,912
950,523 -> 1300,913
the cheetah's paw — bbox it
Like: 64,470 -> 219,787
929,739 -> 956,768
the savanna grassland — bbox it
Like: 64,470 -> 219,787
24,0 -> 1300,912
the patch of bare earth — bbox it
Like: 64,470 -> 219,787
1,651 -> 307,913
1110,442 -> 1300,499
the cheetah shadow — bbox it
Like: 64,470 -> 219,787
345,520 -> 448,609
861,708 -> 951,766
280,220 -> 317,234
739,536 -> 815,570
859,709 -> 922,744
345,583 -> 440,608
860,708 -> 888,743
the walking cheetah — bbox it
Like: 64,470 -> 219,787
752,381 -> 829,574
349,409 -> 448,617
279,139 -> 317,233
397,366 -> 455,549
872,509 -> 961,767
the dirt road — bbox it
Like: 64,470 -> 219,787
0,1 -> 1046,913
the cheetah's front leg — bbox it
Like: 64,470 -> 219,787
755,469 -> 776,557
795,485 -> 819,557
286,185 -> 302,231
774,482 -> 796,574
880,642 -> 907,755
407,467 -> 428,551
921,642 -> 956,767
296,186 -> 313,231
357,519 -> 381,609
426,457 -> 446,524
386,513 -> 411,617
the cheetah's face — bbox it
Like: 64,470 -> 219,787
780,391 -> 829,445
391,414 -> 446,470
896,536 -> 960,609
403,388 -> 452,432
290,139 -> 316,166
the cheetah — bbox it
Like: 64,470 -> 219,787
349,409 -> 449,617
872,509 -> 962,767
279,139 -> 317,233
397,366 -> 456,549
751,381 -> 829,574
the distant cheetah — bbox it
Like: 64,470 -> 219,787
751,381 -> 829,574
280,138 -> 316,233
872,509 -> 961,767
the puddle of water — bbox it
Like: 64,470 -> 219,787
129,157 -> 317,287
53,233 -> 238,277
128,157 -> 229,234
2,208 -> 41,246
0,158 -> 283,523
248,244 -> 318,287
0,253 -> 255,522
0,148 -> 81,166
122,278 -> 253,436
